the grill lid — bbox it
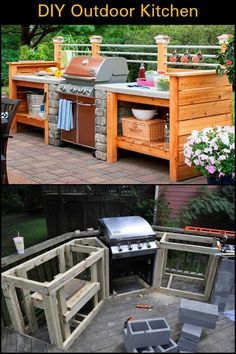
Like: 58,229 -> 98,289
99,216 -> 156,242
63,56 -> 129,82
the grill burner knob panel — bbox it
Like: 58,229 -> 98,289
111,241 -> 157,258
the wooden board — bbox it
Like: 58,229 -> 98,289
179,86 -> 232,106
179,99 -> 232,120
178,73 -> 230,90
178,113 -> 232,136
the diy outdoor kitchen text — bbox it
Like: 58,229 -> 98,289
38,2 -> 199,19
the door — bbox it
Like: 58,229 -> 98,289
78,101 -> 95,148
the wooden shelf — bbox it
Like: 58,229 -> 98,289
116,136 -> 170,160
12,112 -> 49,144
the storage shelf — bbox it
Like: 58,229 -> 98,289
15,113 -> 48,128
116,136 -> 170,160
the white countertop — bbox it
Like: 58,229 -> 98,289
12,74 -> 65,85
95,83 -> 170,99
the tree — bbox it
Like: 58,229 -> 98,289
2,25 -> 62,48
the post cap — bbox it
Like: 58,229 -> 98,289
154,35 -> 171,44
217,34 -> 233,44
89,35 -> 103,43
52,36 -> 64,43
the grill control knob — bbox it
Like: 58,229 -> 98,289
137,242 -> 142,249
117,244 -> 122,252
146,242 -> 151,248
128,242 -> 132,251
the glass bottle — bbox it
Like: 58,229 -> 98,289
164,113 -> 170,144
138,62 -> 146,79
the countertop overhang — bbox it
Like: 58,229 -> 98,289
95,83 -> 170,99
12,74 -> 65,85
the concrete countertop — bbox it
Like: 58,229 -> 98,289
12,74 -> 65,85
95,83 -> 170,99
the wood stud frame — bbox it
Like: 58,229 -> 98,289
1,237 -> 109,350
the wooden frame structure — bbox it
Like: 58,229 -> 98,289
1,237 -> 109,350
153,232 -> 220,301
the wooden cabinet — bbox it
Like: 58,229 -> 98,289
105,70 -> 232,182
8,61 -> 59,145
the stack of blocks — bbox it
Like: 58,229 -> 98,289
123,318 -> 178,353
178,298 -> 219,352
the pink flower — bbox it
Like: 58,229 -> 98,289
206,165 -> 216,174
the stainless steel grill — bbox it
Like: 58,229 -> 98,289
99,216 -> 157,259
58,56 -> 128,97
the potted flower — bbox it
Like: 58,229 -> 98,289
183,125 -> 235,184
216,35 -> 235,89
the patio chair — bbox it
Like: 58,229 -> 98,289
1,98 -> 21,184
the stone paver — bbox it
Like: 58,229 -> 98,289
7,131 -> 206,185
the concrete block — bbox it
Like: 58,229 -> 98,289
154,338 -> 178,353
133,347 -> 155,353
210,296 -> 227,312
219,258 -> 235,273
181,323 -> 202,343
179,299 -> 219,324
179,312 -> 217,329
213,272 -> 234,294
126,318 -> 171,349
123,328 -> 132,352
178,336 -> 198,352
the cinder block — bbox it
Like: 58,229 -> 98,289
154,338 -> 178,353
219,258 -> 235,273
179,313 -> 217,329
181,323 -> 202,343
126,318 -> 171,349
123,328 -> 132,352
179,299 -> 219,325
133,347 -> 155,353
178,336 -> 198,352
210,296 -> 227,312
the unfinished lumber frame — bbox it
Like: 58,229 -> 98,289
153,232 -> 220,301
1,237 -> 109,350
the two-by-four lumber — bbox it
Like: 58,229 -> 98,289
42,292 -> 64,348
64,282 -> 100,322
47,248 -> 104,295
1,279 -> 26,333
91,263 -> 99,306
56,287 -> 71,340
16,268 -> 38,333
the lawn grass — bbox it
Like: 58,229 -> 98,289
1,213 -> 48,257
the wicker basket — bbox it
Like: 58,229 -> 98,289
122,117 -> 165,142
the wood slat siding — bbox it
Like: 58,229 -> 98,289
175,73 -> 232,181
159,185 -> 216,219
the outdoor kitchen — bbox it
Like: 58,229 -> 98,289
1,217 -> 235,351
7,34 -> 233,182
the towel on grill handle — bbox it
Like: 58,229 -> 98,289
57,99 -> 74,130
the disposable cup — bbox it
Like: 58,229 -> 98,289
13,236 -> 24,254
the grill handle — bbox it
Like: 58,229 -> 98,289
77,102 -> 95,107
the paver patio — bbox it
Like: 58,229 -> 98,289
7,130 -> 206,184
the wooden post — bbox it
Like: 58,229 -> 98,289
154,35 -> 171,72
52,36 -> 64,69
89,35 -> 103,58
106,92 -> 118,162
169,76 -> 179,182
1,279 -> 25,333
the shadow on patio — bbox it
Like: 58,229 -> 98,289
7,130 -> 206,185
